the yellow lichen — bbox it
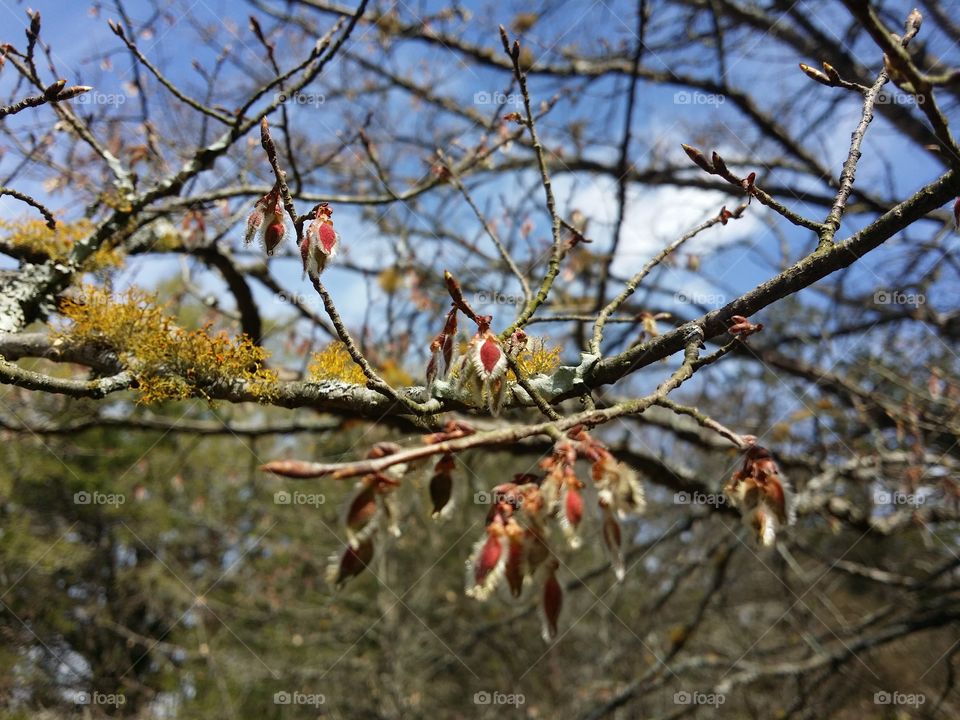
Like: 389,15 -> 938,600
510,336 -> 561,380
0,218 -> 123,270
56,285 -> 277,404
308,342 -> 368,385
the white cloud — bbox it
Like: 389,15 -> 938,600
559,174 -> 765,276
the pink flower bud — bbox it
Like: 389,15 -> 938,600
475,534 -> 502,586
466,527 -> 507,601
302,203 -> 340,278
264,221 -> 285,255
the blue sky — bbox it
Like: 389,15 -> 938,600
0,0 -> 956,371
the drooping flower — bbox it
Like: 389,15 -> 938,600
429,453 -> 455,518
541,563 -> 563,641
326,537 -> 374,589
465,517 -> 508,600
504,533 -> 526,599
244,185 -> 286,255
344,461 -> 402,548
601,506 -> 625,581
725,444 -> 795,547
301,202 -> 339,278
592,451 -> 646,520
561,484 -> 584,549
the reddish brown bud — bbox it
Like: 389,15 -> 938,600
822,62 -> 841,84
329,539 -> 374,588
565,487 -> 583,529
728,314 -> 764,337
542,569 -> 562,640
429,472 -> 453,517
259,460 -> 328,478
346,483 -> 377,532
711,151 -> 728,176
799,62 -> 832,86
505,539 -> 525,598
681,143 -> 713,173
474,533 -> 503,587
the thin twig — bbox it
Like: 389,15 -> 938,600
0,186 -> 56,228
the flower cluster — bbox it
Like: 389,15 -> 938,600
425,271 -> 560,416
453,323 -> 512,416
464,428 -> 646,639
724,443 -> 795,547
243,184 -> 286,255
326,443 -> 406,588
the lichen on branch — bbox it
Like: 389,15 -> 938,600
55,285 -> 277,403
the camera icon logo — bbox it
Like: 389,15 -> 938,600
473,91 -> 491,104
673,492 -> 690,504
274,490 -> 291,505
274,691 -> 291,705
874,691 -> 891,704
74,491 -> 91,505
474,491 -> 492,504
75,692 -> 91,705
674,91 -> 691,104
473,691 -> 491,704
673,691 -> 692,704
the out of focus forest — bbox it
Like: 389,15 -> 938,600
0,1 -> 959,718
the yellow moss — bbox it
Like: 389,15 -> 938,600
0,218 -> 123,270
308,343 -> 368,385
56,285 -> 277,404
510,336 -> 561,379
